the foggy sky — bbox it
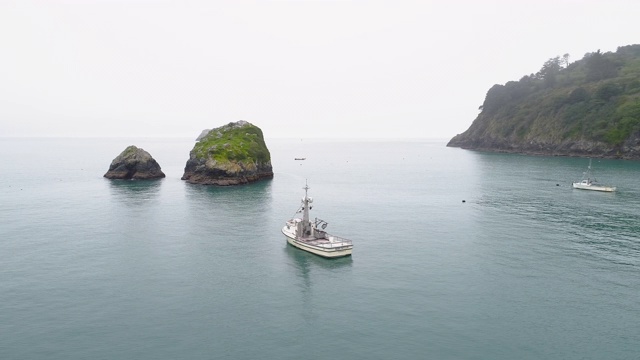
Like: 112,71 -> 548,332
2,0 -> 639,139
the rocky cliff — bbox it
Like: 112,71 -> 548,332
448,44 -> 640,159
448,117 -> 640,159
181,121 -> 274,185
104,146 -> 166,179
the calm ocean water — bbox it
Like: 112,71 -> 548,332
1,137 -> 639,360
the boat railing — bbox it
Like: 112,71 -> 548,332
328,235 -> 352,247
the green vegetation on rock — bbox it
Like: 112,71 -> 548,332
122,145 -> 139,158
193,121 -> 271,163
449,44 -> 640,158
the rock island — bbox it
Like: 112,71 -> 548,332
181,121 -> 274,185
104,146 -> 166,180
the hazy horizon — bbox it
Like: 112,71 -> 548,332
0,133 -> 452,141
2,0 -> 639,139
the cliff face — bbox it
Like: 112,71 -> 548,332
104,146 -> 166,179
448,132 -> 640,159
181,121 -> 274,185
448,44 -> 640,159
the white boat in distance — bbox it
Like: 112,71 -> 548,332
282,183 -> 353,258
572,159 -> 616,192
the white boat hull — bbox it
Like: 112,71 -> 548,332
573,159 -> 616,192
282,227 -> 352,258
572,182 -> 616,192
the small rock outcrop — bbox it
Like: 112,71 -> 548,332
104,146 -> 166,180
181,121 -> 274,185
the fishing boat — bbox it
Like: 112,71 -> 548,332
572,159 -> 616,192
282,183 -> 353,258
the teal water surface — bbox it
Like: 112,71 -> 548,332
1,138 -> 639,359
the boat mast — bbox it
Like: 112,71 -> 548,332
302,182 -> 311,234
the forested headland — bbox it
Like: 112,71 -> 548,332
448,44 -> 640,159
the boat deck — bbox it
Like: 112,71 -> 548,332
296,235 -> 352,249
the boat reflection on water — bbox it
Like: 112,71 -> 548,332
284,244 -> 353,310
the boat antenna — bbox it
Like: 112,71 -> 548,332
302,180 -> 311,231
291,180 -> 311,219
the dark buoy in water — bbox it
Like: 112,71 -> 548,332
556,183 -> 560,186
462,200 -> 466,203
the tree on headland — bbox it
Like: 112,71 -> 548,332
585,50 -> 618,81
536,56 -> 562,87
562,53 -> 570,68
